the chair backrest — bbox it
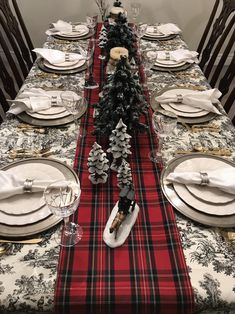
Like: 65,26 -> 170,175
197,0 -> 235,100
0,0 -> 35,112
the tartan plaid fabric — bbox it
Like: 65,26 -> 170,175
55,24 -> 194,314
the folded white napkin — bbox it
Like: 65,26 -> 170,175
46,20 -> 89,36
0,171 -> 68,200
157,88 -> 222,114
33,48 -> 84,65
146,23 -> 181,36
157,49 -> 198,64
166,167 -> 235,195
8,88 -> 64,115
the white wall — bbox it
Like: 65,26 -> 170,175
18,0 -> 214,50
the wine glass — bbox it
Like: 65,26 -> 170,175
79,39 -> 99,89
134,23 -> 148,50
86,13 -> 98,31
149,110 -> 177,164
130,2 -> 141,23
44,180 -> 83,247
60,90 -> 87,139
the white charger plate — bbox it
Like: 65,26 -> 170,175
174,158 -> 235,205
44,58 -> 86,71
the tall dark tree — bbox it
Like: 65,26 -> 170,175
104,13 -> 137,61
93,57 -> 148,136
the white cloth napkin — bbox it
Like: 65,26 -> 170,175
33,48 -> 84,65
146,23 -> 181,36
166,167 -> 235,195
157,49 -> 198,64
0,171 -> 57,200
8,88 -> 64,115
157,88 -> 222,114
46,20 -> 89,36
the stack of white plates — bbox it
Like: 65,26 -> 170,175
0,158 -> 79,237
161,154 -> 235,227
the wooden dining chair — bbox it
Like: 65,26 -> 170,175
0,0 -> 36,119
197,0 -> 235,118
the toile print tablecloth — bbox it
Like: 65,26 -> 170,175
0,24 -> 235,314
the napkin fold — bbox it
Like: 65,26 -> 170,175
166,167 -> 235,195
0,171 -> 79,200
146,23 -> 181,36
8,88 -> 63,115
157,49 -> 198,64
33,48 -> 84,65
157,88 -> 222,114
46,20 -> 89,36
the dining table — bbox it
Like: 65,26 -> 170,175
0,20 -> 235,314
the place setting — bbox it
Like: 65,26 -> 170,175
0,157 -> 80,238
160,154 -> 235,227
46,19 -> 94,41
7,88 -> 87,127
34,48 -> 88,75
151,87 -> 222,124
152,49 -> 198,72
143,23 -> 181,41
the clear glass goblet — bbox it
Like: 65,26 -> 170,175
149,110 -> 177,164
130,2 -> 141,23
142,50 -> 157,75
134,23 -> 148,50
60,90 -> 87,139
44,180 -> 83,247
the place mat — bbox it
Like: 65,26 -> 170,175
37,58 -> 87,75
55,23 -> 194,314
0,158 -> 79,237
161,154 -> 235,226
151,87 -> 217,124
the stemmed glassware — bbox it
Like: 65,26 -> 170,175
44,180 -> 83,247
134,23 -> 148,50
149,110 -> 177,165
60,90 -> 87,139
142,50 -> 157,75
130,2 -> 142,23
79,39 -> 99,89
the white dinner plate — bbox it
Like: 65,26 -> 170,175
174,158 -> 235,205
27,109 -> 70,120
59,26 -> 89,37
0,162 -> 66,218
145,31 -> 166,38
44,58 -> 86,71
158,88 -> 209,117
155,59 -> 186,67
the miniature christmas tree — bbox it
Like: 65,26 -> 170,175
87,142 -> 109,184
104,13 -> 137,60
107,119 -> 132,171
93,56 -> 148,136
117,159 -> 133,188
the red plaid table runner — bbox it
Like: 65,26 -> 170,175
55,24 -> 194,314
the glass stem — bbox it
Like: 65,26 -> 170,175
74,116 -> 80,137
63,217 -> 70,235
157,136 -> 164,156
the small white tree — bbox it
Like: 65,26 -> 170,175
117,159 -> 133,188
107,118 -> 132,171
87,142 -> 109,184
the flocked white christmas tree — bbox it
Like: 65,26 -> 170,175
99,25 -> 108,48
87,142 -> 109,184
107,118 -> 132,171
117,159 -> 133,188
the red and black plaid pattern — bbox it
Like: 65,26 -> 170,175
55,24 -> 194,314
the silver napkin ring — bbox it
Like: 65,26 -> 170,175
51,96 -> 57,105
200,172 -> 209,186
165,51 -> 170,60
176,94 -> 183,103
72,25 -> 76,32
65,53 -> 70,62
23,179 -> 34,193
